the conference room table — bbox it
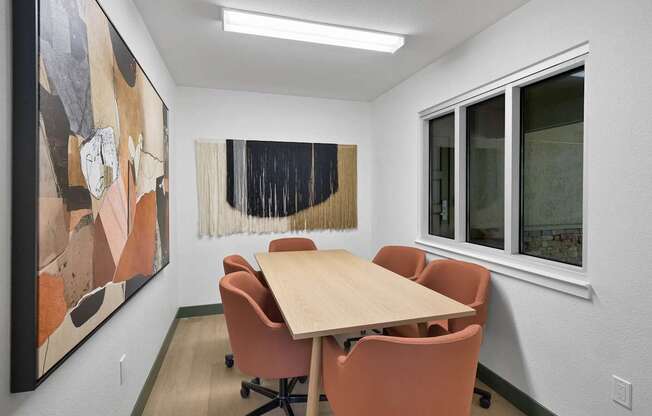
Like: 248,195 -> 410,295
255,249 -> 475,416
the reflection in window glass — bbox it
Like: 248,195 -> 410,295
467,95 -> 505,249
428,113 -> 455,239
520,67 -> 584,266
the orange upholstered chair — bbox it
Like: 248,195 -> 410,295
323,325 -> 483,415
219,272 -> 326,414
387,259 -> 490,337
372,245 -> 426,280
222,255 -> 268,369
386,258 -> 492,408
268,237 -> 317,252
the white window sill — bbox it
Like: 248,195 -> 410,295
414,238 -> 592,299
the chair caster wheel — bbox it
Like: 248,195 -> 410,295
479,397 -> 491,409
225,355 -> 234,368
240,386 -> 250,398
298,376 -> 307,384
251,377 -> 261,385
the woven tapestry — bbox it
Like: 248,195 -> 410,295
196,140 -> 357,236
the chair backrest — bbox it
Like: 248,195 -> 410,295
268,237 -> 317,252
223,254 -> 258,276
372,245 -> 426,279
222,254 -> 267,286
323,325 -> 483,416
219,272 -> 310,378
417,259 -> 491,331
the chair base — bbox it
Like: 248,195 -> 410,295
240,377 -> 327,416
475,387 -> 492,409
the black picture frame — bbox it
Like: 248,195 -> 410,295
11,0 -> 170,393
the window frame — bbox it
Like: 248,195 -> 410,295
465,93 -> 506,250
518,66 -> 586,267
416,44 -> 591,299
427,111 -> 456,239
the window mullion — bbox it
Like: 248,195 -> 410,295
454,106 -> 466,243
504,86 -> 520,254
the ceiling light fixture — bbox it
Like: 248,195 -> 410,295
222,8 -> 405,53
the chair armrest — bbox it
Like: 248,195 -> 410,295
449,300 -> 486,332
246,290 -> 284,330
323,336 -> 349,398
467,300 -> 483,311
324,336 -> 348,365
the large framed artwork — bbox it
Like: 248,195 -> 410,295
196,140 -> 357,236
12,0 -> 170,392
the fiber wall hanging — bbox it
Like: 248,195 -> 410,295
12,0 -> 170,391
196,140 -> 357,236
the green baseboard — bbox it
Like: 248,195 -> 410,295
176,303 -> 224,318
130,318 -> 178,416
478,363 -> 556,416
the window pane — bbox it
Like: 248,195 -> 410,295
428,113 -> 455,238
520,67 -> 584,266
467,95 -> 505,249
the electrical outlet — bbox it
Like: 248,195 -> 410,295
119,354 -> 127,386
612,375 -> 632,409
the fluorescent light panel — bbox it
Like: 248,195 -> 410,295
222,8 -> 404,53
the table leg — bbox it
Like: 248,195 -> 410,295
418,322 -> 428,337
306,336 -> 323,416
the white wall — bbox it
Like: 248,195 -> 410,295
4,0 -> 652,415
175,87 -> 373,306
0,1 -> 178,415
371,0 -> 652,415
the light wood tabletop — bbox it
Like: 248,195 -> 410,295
255,249 -> 476,416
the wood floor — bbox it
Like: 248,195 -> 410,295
142,315 -> 525,416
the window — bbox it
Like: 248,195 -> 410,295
520,67 -> 584,266
466,94 -> 505,249
418,48 -> 588,284
428,113 -> 455,239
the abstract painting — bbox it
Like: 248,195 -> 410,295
196,140 -> 356,236
12,0 -> 169,391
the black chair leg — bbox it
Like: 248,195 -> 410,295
281,401 -> 295,416
287,377 -> 298,394
475,387 -> 492,409
287,393 -> 328,403
246,399 -> 279,416
242,379 -> 278,400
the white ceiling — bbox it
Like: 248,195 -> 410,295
134,0 -> 528,101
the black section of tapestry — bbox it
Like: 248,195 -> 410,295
226,139 -> 235,207
226,140 -> 339,218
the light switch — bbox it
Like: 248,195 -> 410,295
120,354 -> 127,386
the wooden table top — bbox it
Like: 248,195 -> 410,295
255,249 -> 475,340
